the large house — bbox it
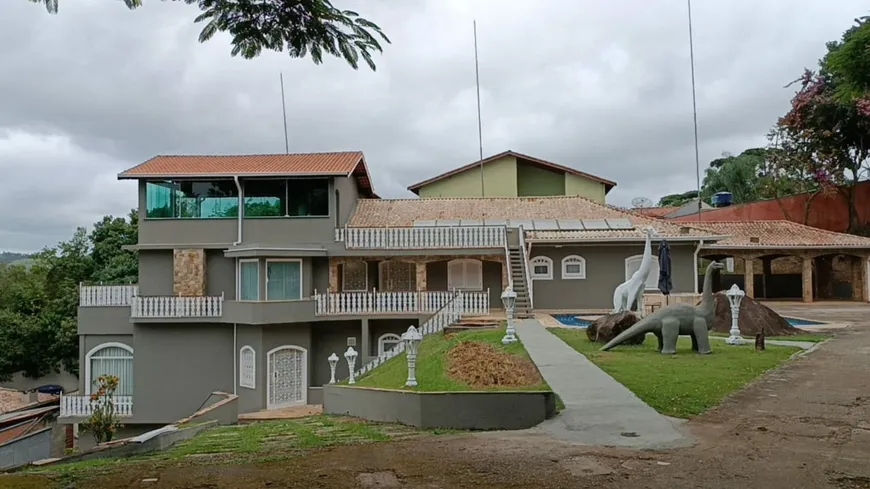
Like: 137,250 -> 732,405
60,151 -> 870,442
407,150 -> 616,203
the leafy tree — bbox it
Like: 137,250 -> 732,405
28,0 -> 390,70
657,191 -> 698,207
0,211 -> 138,382
773,15 -> 870,234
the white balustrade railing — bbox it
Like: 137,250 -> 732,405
60,394 -> 133,418
131,293 -> 224,318
518,226 -> 534,309
335,226 -> 506,249
356,291 -> 466,376
79,284 -> 139,307
314,289 -> 488,316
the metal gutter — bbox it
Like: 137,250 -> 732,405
693,239 -> 703,294
233,176 -> 243,246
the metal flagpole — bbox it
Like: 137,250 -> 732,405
280,72 -> 290,154
687,0 -> 701,221
474,20 -> 485,195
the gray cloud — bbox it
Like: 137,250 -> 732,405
0,0 -> 865,251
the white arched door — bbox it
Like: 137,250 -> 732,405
267,346 -> 307,409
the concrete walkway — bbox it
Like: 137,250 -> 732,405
515,318 -> 693,449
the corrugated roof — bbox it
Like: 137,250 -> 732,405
406,150 -> 617,194
348,196 -> 719,240
698,221 -> 870,248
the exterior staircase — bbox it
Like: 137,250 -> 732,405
506,227 -> 534,318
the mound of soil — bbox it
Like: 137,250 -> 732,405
447,341 -> 542,388
711,292 -> 805,336
585,311 -> 644,345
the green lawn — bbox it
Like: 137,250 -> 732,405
709,331 -> 832,342
29,415 -> 442,476
354,327 -> 550,392
548,328 -> 801,418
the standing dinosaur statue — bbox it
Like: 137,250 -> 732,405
612,227 -> 656,315
601,260 -> 726,354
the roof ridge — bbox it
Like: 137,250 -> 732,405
152,151 -> 362,158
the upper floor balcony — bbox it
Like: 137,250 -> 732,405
334,225 -> 506,250
78,285 -> 490,320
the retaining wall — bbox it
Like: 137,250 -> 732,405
323,385 -> 556,430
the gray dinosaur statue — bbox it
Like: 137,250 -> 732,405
600,260 -> 726,354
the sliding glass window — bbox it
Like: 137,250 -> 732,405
145,180 -> 238,218
242,179 -> 329,217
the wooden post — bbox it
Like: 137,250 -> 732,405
755,333 -> 765,351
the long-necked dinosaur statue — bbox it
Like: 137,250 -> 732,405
612,226 -> 656,315
601,260 -> 726,354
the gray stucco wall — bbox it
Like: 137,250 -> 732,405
529,243 -> 696,310
323,386 -> 556,430
138,250 -> 173,296
235,324 -> 263,414
132,324 -> 232,424
368,318 -> 419,357
78,305 -> 134,335
0,370 -> 78,394
206,250 -> 236,299
309,321 -> 360,387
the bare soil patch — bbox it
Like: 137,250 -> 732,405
446,341 -> 542,388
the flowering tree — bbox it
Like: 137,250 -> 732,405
773,16 -> 870,234
81,374 -> 122,444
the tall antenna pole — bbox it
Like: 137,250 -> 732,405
687,0 -> 701,221
473,20 -> 485,196
280,72 -> 290,154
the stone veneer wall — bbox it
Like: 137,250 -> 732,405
173,249 -> 207,296
328,255 -> 507,292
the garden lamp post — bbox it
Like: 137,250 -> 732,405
327,353 -> 339,384
344,347 -> 358,384
501,286 -> 518,344
402,325 -> 423,387
725,284 -> 745,345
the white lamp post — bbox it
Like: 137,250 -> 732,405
725,284 -> 745,345
344,347 -> 358,384
402,325 -> 423,387
327,353 -> 339,384
501,286 -> 518,344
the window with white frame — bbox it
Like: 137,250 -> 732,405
86,343 -> 133,396
239,346 -> 256,389
530,256 -> 553,280
625,255 -> 660,290
342,260 -> 367,291
447,259 -> 483,290
561,255 -> 587,279
378,333 -> 402,356
238,259 -> 259,301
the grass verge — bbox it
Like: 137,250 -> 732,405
354,327 -> 550,392
548,328 -> 800,418
21,415 -> 449,481
709,331 -> 832,342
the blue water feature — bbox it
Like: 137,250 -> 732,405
552,314 -> 824,328
552,314 -> 592,328
784,317 -> 824,327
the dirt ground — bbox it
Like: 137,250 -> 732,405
9,303 -> 870,489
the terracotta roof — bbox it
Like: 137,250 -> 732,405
117,152 -> 379,197
630,206 -> 679,219
348,196 -> 720,240
119,152 -> 364,177
698,221 -> 870,249
0,388 -> 55,414
406,150 -> 617,194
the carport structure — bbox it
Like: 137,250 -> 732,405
696,221 -> 870,303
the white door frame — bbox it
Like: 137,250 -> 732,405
266,345 -> 308,409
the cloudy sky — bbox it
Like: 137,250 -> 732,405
0,0 -> 865,252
